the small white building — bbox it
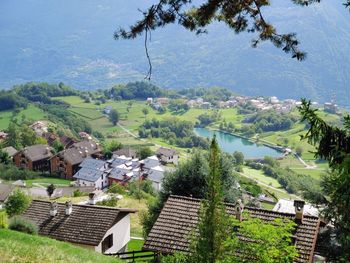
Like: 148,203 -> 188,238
147,165 -> 165,191
23,200 -> 137,254
73,158 -> 111,189
156,147 -> 179,165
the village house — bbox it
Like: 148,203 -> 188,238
73,158 -> 111,189
156,147 -> 179,165
156,97 -> 169,106
201,102 -> 211,109
72,140 -> 102,158
29,121 -> 48,136
13,145 -> 53,172
1,146 -> 17,159
50,148 -> 85,179
113,148 -> 137,159
103,105 -> 113,114
143,165 -> 165,191
22,200 -> 137,254
324,102 -> 339,114
0,183 -> 14,209
146,97 -> 153,104
43,133 -> 77,149
143,195 -> 322,263
141,155 -> 160,169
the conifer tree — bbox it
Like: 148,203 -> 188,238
191,136 -> 228,263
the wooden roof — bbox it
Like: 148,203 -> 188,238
23,200 -> 137,246
143,195 -> 320,263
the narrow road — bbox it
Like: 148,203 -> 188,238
117,122 -> 163,148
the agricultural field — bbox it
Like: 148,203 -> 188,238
0,104 -> 46,130
242,167 -> 282,189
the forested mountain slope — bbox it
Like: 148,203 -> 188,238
0,0 -> 349,104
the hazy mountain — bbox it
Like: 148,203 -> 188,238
0,0 -> 349,105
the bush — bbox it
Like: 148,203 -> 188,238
108,183 -> 126,195
5,189 -> 31,217
73,189 -> 88,197
9,216 -> 38,234
0,210 -> 8,229
96,196 -> 118,207
0,164 -> 40,181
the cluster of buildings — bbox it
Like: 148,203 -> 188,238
73,148 -> 176,191
147,97 -> 170,111
8,134 -> 178,191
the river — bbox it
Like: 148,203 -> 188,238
194,128 -> 282,159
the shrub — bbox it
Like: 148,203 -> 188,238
108,183 -> 126,195
96,196 -> 118,207
0,210 -> 8,229
9,216 -> 38,234
5,189 -> 31,217
73,189 -> 87,197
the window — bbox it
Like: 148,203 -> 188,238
102,234 -> 113,253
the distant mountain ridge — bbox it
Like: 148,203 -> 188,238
0,0 -> 349,105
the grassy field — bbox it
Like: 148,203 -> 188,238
0,105 -> 47,130
242,167 -> 282,188
117,196 -> 151,238
127,239 -> 144,251
0,229 -> 122,263
25,177 -> 72,187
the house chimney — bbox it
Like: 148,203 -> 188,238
293,200 -> 305,223
65,201 -> 72,215
235,199 -> 244,222
89,192 -> 96,205
50,202 -> 58,217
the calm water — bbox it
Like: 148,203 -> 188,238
194,128 -> 282,159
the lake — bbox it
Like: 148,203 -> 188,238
194,128 -> 282,159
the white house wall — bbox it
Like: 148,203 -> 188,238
95,214 -> 131,254
77,174 -> 109,190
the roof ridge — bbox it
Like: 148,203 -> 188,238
31,199 -> 137,212
169,195 -> 319,219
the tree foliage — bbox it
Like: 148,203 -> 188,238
142,149 -> 240,237
5,189 -> 31,218
219,216 -> 298,263
299,99 -> 350,260
191,137 -> 229,263
109,109 -> 120,125
114,0 -> 322,78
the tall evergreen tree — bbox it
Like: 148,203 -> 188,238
191,136 -> 228,263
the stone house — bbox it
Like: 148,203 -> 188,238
156,147 -> 178,165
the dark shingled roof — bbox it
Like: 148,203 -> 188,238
1,146 -> 17,157
113,148 -> 137,158
23,200 -> 137,246
57,148 -> 84,165
73,140 -> 101,155
22,144 -> 53,162
156,147 -> 178,157
143,195 -> 320,263
0,183 -> 14,202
